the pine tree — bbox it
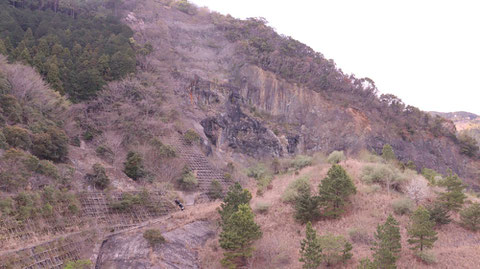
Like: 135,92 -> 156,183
438,173 -> 466,212
123,151 -> 145,180
218,182 -> 252,223
51,43 -> 64,56
299,222 -> 323,269
295,184 -> 320,224
36,39 -> 50,56
219,204 -> 262,269
407,206 -> 438,252
372,215 -> 402,269
19,47 -> 32,64
72,42 -> 83,59
110,50 -> 136,79
22,28 -> 35,49
46,56 -> 64,94
318,164 -> 356,218
382,144 -> 397,162
426,202 -> 451,226
33,53 -> 46,74
460,202 -> 480,231
98,54 -> 111,79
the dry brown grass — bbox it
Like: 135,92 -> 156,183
198,159 -> 480,269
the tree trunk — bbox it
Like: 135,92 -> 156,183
420,235 -> 423,251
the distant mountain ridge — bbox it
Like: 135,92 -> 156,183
430,111 -> 480,132
430,111 -> 479,126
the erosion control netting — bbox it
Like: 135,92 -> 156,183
0,190 -> 174,252
173,137 -> 232,200
0,231 -> 96,269
0,210 -> 86,251
78,190 -> 174,228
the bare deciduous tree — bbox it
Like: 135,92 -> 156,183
406,177 -> 429,205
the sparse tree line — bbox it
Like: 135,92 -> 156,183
7,0 -> 125,18
214,15 -> 478,159
293,146 -> 480,269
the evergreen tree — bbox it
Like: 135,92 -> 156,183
98,54 -> 111,79
0,3 -> 137,102
31,126 -> 69,161
426,202 -> 451,226
460,202 -> 480,231
19,47 -> 32,64
382,144 -> 397,162
407,206 -> 438,252
372,215 -> 402,269
46,56 -> 64,94
86,163 -> 110,190
219,204 -> 262,269
51,42 -> 64,56
295,184 -> 320,223
110,50 -> 136,79
123,151 -> 145,180
33,53 -> 46,74
36,38 -> 50,56
218,182 -> 252,223
22,28 -> 35,49
72,42 -> 83,59
299,222 -> 323,269
438,173 -> 466,212
318,164 -> 356,218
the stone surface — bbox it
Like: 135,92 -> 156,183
96,221 -> 215,269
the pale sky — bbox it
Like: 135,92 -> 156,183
190,0 -> 480,114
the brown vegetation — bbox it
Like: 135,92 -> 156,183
199,158 -> 480,268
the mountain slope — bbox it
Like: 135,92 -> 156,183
1,1 -> 480,268
122,0 -> 478,188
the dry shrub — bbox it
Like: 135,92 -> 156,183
291,155 -> 313,170
361,163 -> 410,193
254,201 -> 270,214
348,227 -> 372,244
143,229 -> 166,247
392,197 -> 414,215
327,150 -> 345,164
282,176 -> 310,203
414,251 -> 437,265
311,152 -> 327,165
357,149 -> 383,163
363,184 -> 381,194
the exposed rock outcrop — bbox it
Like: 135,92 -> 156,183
201,92 -> 283,158
123,0 -> 479,186
95,221 -> 215,269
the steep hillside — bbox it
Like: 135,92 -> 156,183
1,0 -> 480,268
199,157 -> 480,268
117,0 -> 479,188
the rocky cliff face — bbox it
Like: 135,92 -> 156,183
123,0 -> 478,187
95,221 -> 215,269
